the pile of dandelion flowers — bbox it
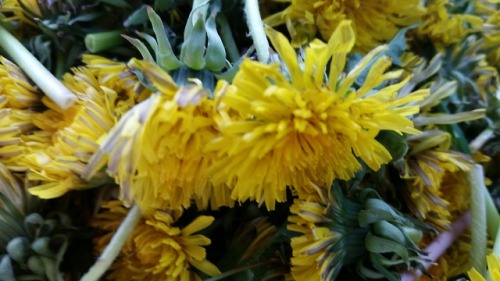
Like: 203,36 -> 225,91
91,201 -> 221,281
84,62 -> 230,210
207,21 -> 428,209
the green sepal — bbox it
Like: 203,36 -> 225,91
147,6 -> 182,71
180,15 -> 207,70
204,15 -> 227,72
24,213 -> 44,239
6,237 -> 30,264
365,232 -> 409,263
27,255 -> 45,276
372,221 -> 406,245
358,198 -> 399,226
122,35 -> 155,62
0,256 -> 15,281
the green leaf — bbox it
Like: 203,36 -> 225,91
6,237 -> 30,264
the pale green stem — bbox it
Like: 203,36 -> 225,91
244,0 -> 270,63
469,164 -> 487,277
80,204 -> 142,281
469,128 -> 495,153
0,25 -> 76,110
85,30 -> 125,53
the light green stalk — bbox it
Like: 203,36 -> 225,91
244,0 -> 270,63
80,204 -> 142,281
0,25 -> 76,110
469,164 -> 487,277
85,30 -> 125,53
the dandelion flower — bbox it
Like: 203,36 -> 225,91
264,0 -> 425,52
0,56 -> 42,169
84,60 -> 232,210
402,132 -> 472,228
91,201 -> 221,281
415,0 -> 483,48
207,21 -> 427,209
21,58 -> 143,199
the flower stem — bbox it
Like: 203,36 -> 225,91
244,0 -> 270,63
0,25 -> 76,110
80,204 -> 142,281
400,211 -> 471,281
85,30 -> 125,53
469,164 -> 487,276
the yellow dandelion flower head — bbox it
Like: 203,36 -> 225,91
92,201 -> 221,281
0,0 -> 41,27
82,55 -> 152,108
415,0 -> 483,48
264,0 -> 424,52
84,61 -> 233,210
469,253 -> 500,281
288,197 -> 341,281
0,56 -> 43,168
24,64 -> 136,199
402,132 -> 472,228
208,21 -> 427,210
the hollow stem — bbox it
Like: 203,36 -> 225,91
80,204 -> 142,281
85,30 -> 125,53
469,164 -> 487,276
244,0 -> 270,63
0,25 -> 76,109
